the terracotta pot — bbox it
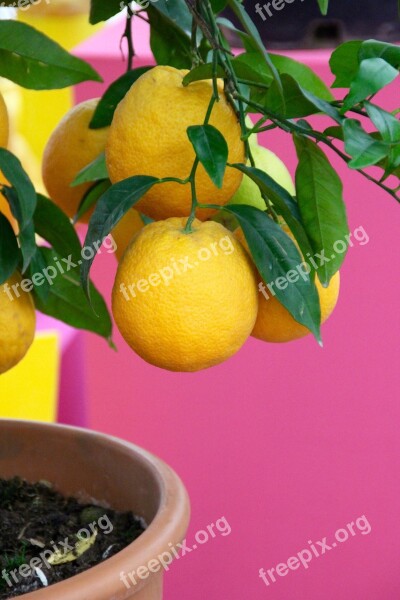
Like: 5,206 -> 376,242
0,419 -> 190,599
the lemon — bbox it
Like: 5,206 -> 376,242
112,218 -> 258,371
42,99 -> 109,222
106,66 -> 245,221
0,272 -> 36,374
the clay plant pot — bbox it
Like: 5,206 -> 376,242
0,419 -> 190,600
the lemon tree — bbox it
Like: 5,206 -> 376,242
0,0 -> 399,371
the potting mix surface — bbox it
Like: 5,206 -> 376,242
0,477 -> 146,598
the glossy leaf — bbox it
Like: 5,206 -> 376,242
230,163 -> 314,265
72,153 -> 108,187
223,204 -> 322,342
269,54 -> 333,100
343,119 -> 390,169
330,40 -> 363,88
294,136 -> 349,286
0,213 -> 19,285
0,149 -> 37,271
81,176 -> 159,294
34,247 -> 113,342
74,180 -> 111,224
187,125 -> 228,188
90,67 -> 152,129
89,0 -> 124,24
147,4 -> 192,69
183,64 -> 225,86
342,58 -> 398,112
0,20 -> 101,89
33,194 -> 82,264
266,74 -> 341,121
364,103 -> 400,143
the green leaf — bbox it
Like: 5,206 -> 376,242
28,247 -> 51,303
81,176 -> 159,294
182,63 -> 225,86
0,149 -> 37,271
269,54 -> 333,100
90,67 -> 152,129
89,0 -> 124,24
330,41 -> 363,88
74,180 -> 111,224
227,0 -> 284,103
151,0 -> 192,32
34,247 -> 113,342
147,4 -> 192,69
33,195 -> 82,263
364,103 -> 400,144
266,74 -> 341,121
229,163 -> 314,265
359,40 -> 400,69
342,58 -> 398,112
210,0 -> 228,13
223,204 -> 322,342
343,119 -> 390,169
187,125 -> 228,188
0,20 -> 102,90
0,213 -> 19,285
294,136 -> 349,286
233,52 -> 274,85
317,0 -> 329,15
0,149 -> 36,226
72,153 -> 108,187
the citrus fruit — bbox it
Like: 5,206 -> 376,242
229,144 -> 295,211
113,209 -> 145,261
253,270 -> 340,342
112,217 -> 258,371
42,99 -> 109,222
236,227 -> 340,342
106,66 -> 245,221
0,272 -> 36,374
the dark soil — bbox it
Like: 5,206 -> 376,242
0,477 -> 146,598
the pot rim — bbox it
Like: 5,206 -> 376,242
0,419 -> 190,599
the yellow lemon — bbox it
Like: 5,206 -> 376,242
106,66 -> 245,221
112,217 -> 258,371
42,99 -> 109,222
236,227 -> 340,342
0,272 -> 36,374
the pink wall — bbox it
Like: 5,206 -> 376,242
75,21 -> 400,600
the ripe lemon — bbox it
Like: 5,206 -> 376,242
253,271 -> 340,342
106,66 -> 245,221
112,209 -> 145,261
0,272 -> 36,374
112,217 -> 258,371
42,99 -> 109,222
235,227 -> 340,342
